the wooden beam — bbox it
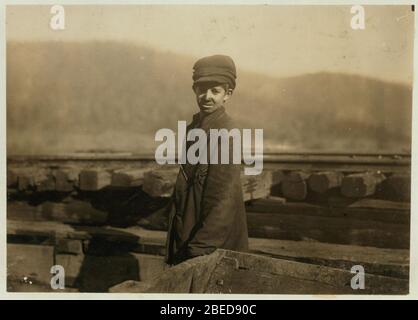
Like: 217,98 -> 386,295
281,171 -> 311,201
17,174 -> 35,191
79,169 -> 111,191
142,169 -> 178,197
248,237 -> 409,279
41,201 -> 108,225
246,198 -> 410,224
246,211 -> 409,249
341,172 -> 386,198
7,200 -> 108,225
111,168 -> 148,187
308,171 -> 343,193
54,168 -> 79,192
241,171 -> 272,202
110,249 -> 408,294
204,250 -> 408,294
34,172 -> 56,192
16,170 -> 51,192
380,174 -> 410,201
270,170 -> 285,196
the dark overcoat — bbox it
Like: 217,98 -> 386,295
165,106 -> 249,265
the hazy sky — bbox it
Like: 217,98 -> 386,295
6,5 -> 414,84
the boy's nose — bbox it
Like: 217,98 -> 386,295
205,90 -> 214,99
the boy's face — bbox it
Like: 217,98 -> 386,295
193,82 -> 233,115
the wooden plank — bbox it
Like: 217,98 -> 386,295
308,171 -> 343,193
341,172 -> 386,198
281,171 -> 311,201
264,195 -> 286,204
7,202 -> 43,221
109,280 -> 152,293
41,201 -> 108,225
8,200 -> 108,225
248,238 -> 409,279
246,211 -> 409,249
79,169 -> 111,191
348,198 -> 410,211
131,195 -> 409,248
7,220 -> 164,247
204,250 -> 408,294
112,249 -> 407,294
111,168 -> 148,187
9,192 -> 404,249
246,198 -> 410,224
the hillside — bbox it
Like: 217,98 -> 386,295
7,41 -> 412,155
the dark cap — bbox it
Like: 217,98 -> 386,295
192,55 -> 237,89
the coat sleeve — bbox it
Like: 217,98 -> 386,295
186,140 -> 242,258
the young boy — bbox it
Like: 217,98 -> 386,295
165,55 -> 249,265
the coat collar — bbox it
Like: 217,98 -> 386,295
191,106 -> 226,132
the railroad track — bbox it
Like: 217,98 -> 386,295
7,152 -> 411,173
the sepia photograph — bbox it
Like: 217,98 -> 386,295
4,3 -> 414,296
